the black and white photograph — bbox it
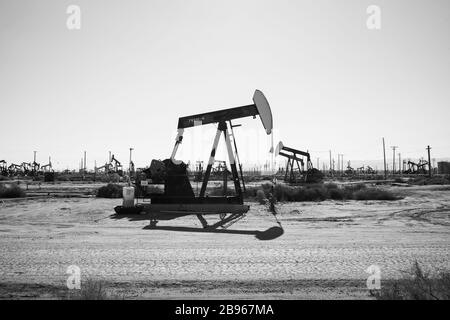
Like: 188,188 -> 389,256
0,0 -> 449,307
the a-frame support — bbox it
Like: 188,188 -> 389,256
199,121 -> 243,200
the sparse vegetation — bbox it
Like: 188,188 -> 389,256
0,183 -> 26,198
67,279 -> 110,300
375,261 -> 450,300
96,183 -> 123,198
245,182 -> 401,202
408,175 -> 450,186
256,190 -> 267,204
353,188 -> 399,201
208,186 -> 236,197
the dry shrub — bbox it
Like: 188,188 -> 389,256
353,188 -> 400,201
208,186 -> 236,196
409,175 -> 450,186
96,173 -> 122,183
0,183 -> 26,198
244,182 -> 400,202
376,261 -> 450,300
256,190 -> 267,204
67,279 -> 110,300
96,183 -> 123,198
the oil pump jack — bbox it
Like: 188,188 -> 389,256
21,162 -> 31,176
274,141 -> 323,183
110,154 -> 123,175
0,160 -> 8,176
8,163 -> 22,176
40,157 -> 53,172
95,154 -> 124,175
116,90 -> 273,228
404,160 -> 428,174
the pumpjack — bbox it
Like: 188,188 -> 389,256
345,161 -> 355,175
404,160 -> 428,174
8,163 -> 22,176
40,157 -> 53,172
274,141 -> 323,183
0,160 -> 8,176
110,155 -> 123,175
366,166 -> 376,174
115,90 -> 273,228
21,162 -> 32,176
31,161 -> 40,176
96,154 -> 124,175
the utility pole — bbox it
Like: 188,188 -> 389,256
337,153 -> 341,175
329,150 -> 332,177
84,151 -> 87,173
382,138 -> 387,179
398,153 -> 401,175
33,151 -> 37,163
337,154 -> 344,175
426,145 -> 432,177
109,151 -> 111,163
129,147 -> 134,175
391,146 -> 398,175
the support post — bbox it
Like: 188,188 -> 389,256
382,138 -> 387,179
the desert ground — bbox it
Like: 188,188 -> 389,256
0,182 -> 449,299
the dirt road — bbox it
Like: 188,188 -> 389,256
0,185 -> 449,299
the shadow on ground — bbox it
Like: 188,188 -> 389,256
143,224 -> 284,240
111,213 -> 284,240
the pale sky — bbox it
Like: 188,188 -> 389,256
1,0 -> 449,170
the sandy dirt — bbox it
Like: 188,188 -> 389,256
0,184 -> 449,299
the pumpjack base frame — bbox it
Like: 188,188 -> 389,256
114,196 -> 250,229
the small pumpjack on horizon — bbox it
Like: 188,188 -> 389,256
114,90 -> 273,228
274,141 -> 323,183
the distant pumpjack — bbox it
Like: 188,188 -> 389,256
7,163 -> 22,176
0,160 -> 8,176
366,166 -> 376,174
404,160 -> 428,174
40,157 -> 53,173
274,141 -> 323,183
21,162 -> 32,176
96,154 -> 124,176
345,161 -> 355,175
110,154 -> 123,174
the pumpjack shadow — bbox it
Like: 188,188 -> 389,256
111,212 -> 284,241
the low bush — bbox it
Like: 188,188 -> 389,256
56,175 -> 70,182
409,175 -> 450,186
256,190 -> 267,204
375,261 -> 450,300
244,182 -> 400,202
0,183 -> 26,198
67,279 -> 111,300
96,184 -> 123,198
354,188 -> 400,200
